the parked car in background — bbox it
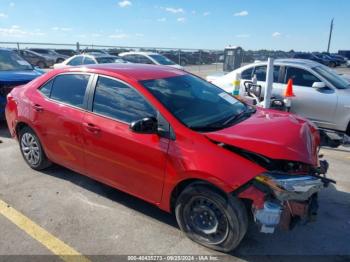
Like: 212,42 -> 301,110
207,59 -> 350,135
323,53 -> 348,66
338,50 -> 350,60
107,48 -> 131,56
29,48 -> 68,64
317,53 -> 342,67
5,63 -> 329,252
17,49 -> 55,68
293,53 -> 337,67
119,51 -> 183,69
161,51 -> 190,66
53,53 -> 127,69
0,48 -> 43,119
81,49 -> 109,55
54,49 -> 78,57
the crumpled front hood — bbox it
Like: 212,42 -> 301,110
205,108 -> 320,166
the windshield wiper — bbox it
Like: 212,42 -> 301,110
221,106 -> 256,126
189,106 -> 256,132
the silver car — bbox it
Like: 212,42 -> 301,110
209,59 -> 350,135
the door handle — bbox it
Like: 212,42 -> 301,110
33,104 -> 44,112
83,123 -> 101,134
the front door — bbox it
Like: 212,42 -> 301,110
82,75 -> 169,204
274,66 -> 338,128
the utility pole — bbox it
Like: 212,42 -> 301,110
327,18 -> 334,53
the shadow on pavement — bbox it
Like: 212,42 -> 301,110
41,165 -> 178,229
40,164 -> 350,258
0,120 -> 11,139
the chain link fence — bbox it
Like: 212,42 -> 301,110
0,41 -> 296,78
0,41 -> 227,77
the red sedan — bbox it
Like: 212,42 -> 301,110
5,64 -> 331,252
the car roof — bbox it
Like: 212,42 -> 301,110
61,63 -> 186,81
119,51 -> 159,56
78,53 -> 119,59
29,48 -> 51,50
247,58 -> 321,68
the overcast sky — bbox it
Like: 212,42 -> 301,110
0,0 -> 349,52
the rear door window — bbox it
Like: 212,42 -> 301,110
254,66 -> 266,81
252,65 -> 281,82
50,74 -> 90,108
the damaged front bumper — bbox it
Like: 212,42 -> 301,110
238,160 -> 334,233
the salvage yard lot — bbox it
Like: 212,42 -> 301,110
0,120 -> 350,260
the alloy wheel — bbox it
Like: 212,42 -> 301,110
21,132 -> 41,166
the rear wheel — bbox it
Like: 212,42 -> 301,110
329,62 -> 336,68
175,184 -> 248,252
19,127 -> 51,170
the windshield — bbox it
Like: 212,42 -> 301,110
313,66 -> 350,89
96,57 -> 126,64
149,54 -> 175,65
0,50 -> 33,71
140,74 -> 248,131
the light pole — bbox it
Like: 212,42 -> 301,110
327,18 -> 334,53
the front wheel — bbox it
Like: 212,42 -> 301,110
175,184 -> 248,252
19,127 -> 52,170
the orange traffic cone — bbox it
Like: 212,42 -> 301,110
284,79 -> 295,97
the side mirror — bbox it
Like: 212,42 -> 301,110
270,99 -> 285,110
130,117 -> 158,134
312,82 -> 326,89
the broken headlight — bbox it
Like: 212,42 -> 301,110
255,173 -> 324,201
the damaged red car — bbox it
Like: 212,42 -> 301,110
5,64 -> 332,252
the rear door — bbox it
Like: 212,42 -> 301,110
31,73 -> 92,174
241,65 -> 284,99
82,75 -> 170,203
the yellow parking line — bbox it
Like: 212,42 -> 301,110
0,199 -> 91,262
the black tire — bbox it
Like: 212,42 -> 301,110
329,62 -> 336,68
37,61 -> 46,69
175,184 -> 248,252
18,126 -> 52,170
